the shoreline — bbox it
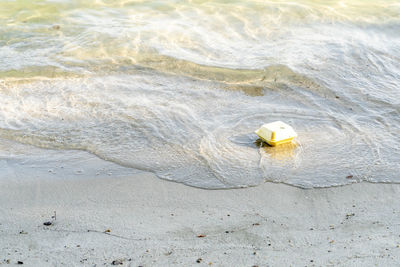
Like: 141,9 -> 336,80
1,171 -> 400,266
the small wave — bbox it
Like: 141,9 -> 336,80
1,0 -> 399,189
0,74 -> 399,189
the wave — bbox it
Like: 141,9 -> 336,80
0,71 -> 399,189
1,0 -> 399,189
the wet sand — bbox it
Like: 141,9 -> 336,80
1,171 -> 400,266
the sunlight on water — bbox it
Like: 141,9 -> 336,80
0,0 -> 399,188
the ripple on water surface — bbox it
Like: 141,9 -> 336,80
0,70 -> 398,188
0,0 -> 399,188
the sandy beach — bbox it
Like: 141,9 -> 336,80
1,169 -> 400,266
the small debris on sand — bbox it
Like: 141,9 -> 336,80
17,261 -> 24,265
197,234 -> 206,238
52,25 -> 61,30
196,258 -> 202,263
346,175 -> 354,179
43,221 -> 52,226
111,259 -> 123,265
104,229 -> 111,233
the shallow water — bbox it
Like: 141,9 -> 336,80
0,0 -> 399,188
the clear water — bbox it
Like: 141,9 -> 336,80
0,0 -> 399,188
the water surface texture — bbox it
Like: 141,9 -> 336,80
1,0 -> 399,188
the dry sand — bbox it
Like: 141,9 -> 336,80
1,169 -> 400,266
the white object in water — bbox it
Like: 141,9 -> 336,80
255,121 -> 297,146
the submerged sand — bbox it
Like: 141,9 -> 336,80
1,171 -> 400,266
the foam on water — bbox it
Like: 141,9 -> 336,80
0,0 -> 399,188
1,70 -> 399,188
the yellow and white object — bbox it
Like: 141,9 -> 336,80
255,121 -> 297,146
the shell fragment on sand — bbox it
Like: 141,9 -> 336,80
255,121 -> 297,146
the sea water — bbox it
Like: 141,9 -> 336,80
0,0 -> 399,188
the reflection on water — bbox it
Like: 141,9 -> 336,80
255,139 -> 299,161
